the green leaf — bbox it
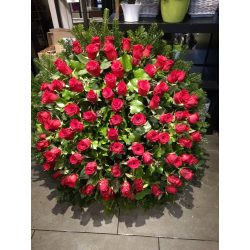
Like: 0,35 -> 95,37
101,60 -> 111,70
77,69 -> 87,75
56,102 -> 65,108
155,146 -> 166,159
129,99 -> 145,114
133,69 -> 151,80
62,89 -> 75,101
156,166 -> 164,174
121,54 -> 132,72
76,54 -> 88,64
92,140 -> 98,150
125,173 -> 134,179
143,121 -> 152,133
127,79 -> 138,92
135,189 -> 151,200
80,167 -> 89,179
69,60 -> 84,70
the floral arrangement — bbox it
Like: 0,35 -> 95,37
32,10 -> 208,212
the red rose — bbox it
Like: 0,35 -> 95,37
165,185 -> 177,195
159,113 -> 174,124
167,175 -> 182,187
85,43 -> 99,59
184,95 -> 199,109
180,168 -> 194,181
144,64 -> 157,77
137,80 -> 150,96
175,123 -> 190,134
110,114 -> 123,126
146,130 -> 159,142
142,152 -> 153,165
110,142 -> 124,154
104,73 -> 117,89
175,110 -> 189,121
44,119 -> 61,131
153,81 -> 169,96
81,184 -> 95,195
86,90 -> 98,103
111,98 -> 124,112
190,131 -> 202,142
43,148 -> 61,163
131,113 -> 147,126
166,153 -> 182,168
103,42 -> 118,61
72,40 -> 83,54
51,80 -> 65,91
151,184 -> 162,197
111,60 -> 124,78
91,36 -> 101,48
83,111 -> 97,122
120,181 -> 132,197
188,155 -> 199,165
132,44 -> 144,65
102,86 -> 114,100
85,161 -> 97,175
69,119 -> 84,132
173,89 -> 190,104
131,142 -> 145,156
149,95 -> 160,110
58,128 -> 74,140
77,138 -> 91,152
105,36 -> 114,44
188,113 -> 200,124
133,178 -> 143,192
40,82 -> 53,91
143,44 -> 153,58
61,174 -> 78,188
180,154 -> 192,163
127,157 -> 140,169
101,187 -> 114,201
111,163 -> 121,177
54,58 -> 72,75
43,162 -> 54,171
37,111 -> 51,124
41,90 -> 59,104
117,81 -> 128,96
86,60 -> 101,77
158,132 -> 170,144
52,171 -> 61,180
167,69 -> 186,83
107,128 -> 119,141
122,38 -> 131,52
69,152 -> 83,165
64,103 -> 80,116
36,139 -> 49,151
178,138 -> 193,148
155,55 -> 174,71
39,134 -> 46,139
98,178 -> 109,192
69,77 -> 84,93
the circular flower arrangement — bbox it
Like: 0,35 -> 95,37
33,23 -> 207,211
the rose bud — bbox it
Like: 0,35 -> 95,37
121,38 -> 131,52
77,138 -> 91,152
165,153 -> 182,168
41,90 -> 59,104
103,42 -> 118,61
133,178 -> 143,192
111,163 -> 121,177
107,128 -> 119,141
159,113 -> 173,124
60,174 -> 78,188
165,185 -> 177,195
98,178 -> 109,192
109,114 -> 123,126
146,130 -> 159,142
190,131 -> 202,142
85,43 -> 99,60
149,95 -> 160,110
51,79 -> 65,91
111,98 -> 124,112
175,110 -> 189,121
64,103 -> 80,116
142,152 -> 153,165
72,40 -> 83,54
58,128 -> 74,140
91,36 -> 101,48
188,113 -> 200,124
158,132 -> 170,144
180,168 -> 194,181
117,81 -> 128,96
143,44 -> 153,58
153,81 -> 169,96
86,90 -> 98,103
130,113 -> 147,126
81,184 -> 95,195
120,181 -> 132,197
110,142 -> 124,154
102,86 -> 114,100
37,111 -> 51,124
127,157 -> 141,169
84,161 -> 97,175
86,60 -> 101,77
137,80 -> 150,96
104,73 -> 117,89
151,184 -> 162,197
144,64 -> 157,77
111,60 -> 124,78
83,111 -> 97,122
131,142 -> 145,156
54,58 -> 72,75
178,138 -> 193,148
167,69 -> 186,83
175,123 -> 190,134
69,152 -> 83,165
69,77 -> 84,93
167,175 -> 182,187
184,95 -> 199,109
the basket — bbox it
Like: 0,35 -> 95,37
140,0 -> 159,17
188,0 -> 219,17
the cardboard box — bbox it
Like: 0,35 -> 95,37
47,28 -> 75,46
37,45 -> 56,59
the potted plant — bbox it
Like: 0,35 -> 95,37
161,0 -> 190,23
120,0 -> 142,22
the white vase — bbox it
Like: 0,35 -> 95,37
120,3 -> 142,22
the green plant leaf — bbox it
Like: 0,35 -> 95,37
133,69 -> 151,80
135,189 -> 151,200
62,89 -> 75,101
101,60 -> 111,70
129,99 -> 144,114
76,54 -> 88,64
121,54 -> 132,72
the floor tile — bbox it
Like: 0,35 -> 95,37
31,162 -> 46,179
204,134 -> 219,152
32,178 -> 118,234
159,238 -> 218,250
32,230 -> 158,250
118,146 -> 218,240
32,230 -> 35,238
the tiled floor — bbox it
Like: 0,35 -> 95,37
32,134 -> 219,250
